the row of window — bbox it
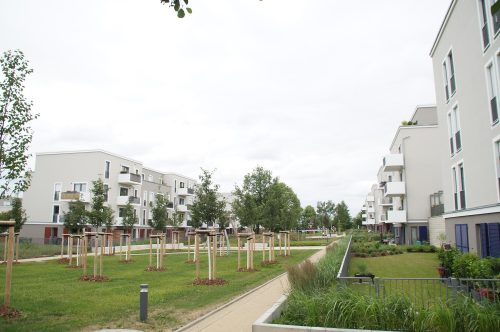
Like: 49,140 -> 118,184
479,0 -> 500,51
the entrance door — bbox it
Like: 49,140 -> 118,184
411,227 -> 418,244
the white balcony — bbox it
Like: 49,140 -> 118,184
60,191 -> 90,203
361,205 -> 366,211
118,172 -> 142,186
178,187 -> 194,196
367,207 -> 375,213
177,204 -> 188,212
379,197 -> 393,206
116,196 -> 141,206
366,195 -> 375,202
382,154 -> 404,172
366,218 -> 376,225
362,213 -> 367,219
384,182 -> 406,197
387,210 -> 407,223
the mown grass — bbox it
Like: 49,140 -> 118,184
0,249 -> 315,331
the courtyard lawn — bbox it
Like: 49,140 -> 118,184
0,249 -> 316,331
348,252 -> 441,278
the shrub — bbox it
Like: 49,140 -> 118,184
452,253 -> 493,279
287,259 -> 318,292
437,248 -> 460,274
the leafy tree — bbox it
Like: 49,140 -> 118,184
300,205 -> 317,229
11,197 -> 27,232
190,169 -> 226,229
0,209 -> 11,221
149,193 -> 168,232
316,201 -> 335,230
63,200 -> 88,234
168,209 -> 184,229
161,0 -> 193,18
351,210 -> 363,229
0,50 -> 39,199
232,166 -> 277,233
334,201 -> 351,231
88,179 -> 114,230
263,182 -> 301,231
121,201 -> 137,234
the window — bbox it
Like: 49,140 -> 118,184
148,174 -> 153,182
455,224 -> 469,253
52,205 -> 60,223
119,208 -> 125,218
447,106 -> 462,155
480,0 -> 491,48
452,166 -> 459,210
486,61 -> 499,124
120,187 -> 128,196
459,163 -> 466,209
121,165 -> 129,174
443,50 -> 456,101
479,223 -> 500,257
104,184 -> 109,202
141,173 -> 145,180
142,210 -> 146,225
492,0 -> 500,34
453,163 -> 466,210
159,177 -> 163,185
53,183 -> 61,201
149,192 -> 155,206
179,197 -> 185,205
73,183 -> 87,193
180,181 -> 185,188
143,191 -> 147,207
104,161 -> 110,179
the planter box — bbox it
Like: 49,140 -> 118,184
252,295 -> 393,332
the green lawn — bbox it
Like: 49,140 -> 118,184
347,253 -> 448,307
0,249 -> 316,331
348,252 -> 441,278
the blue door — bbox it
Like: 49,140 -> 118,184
455,224 -> 469,253
418,226 -> 428,242
480,223 -> 500,257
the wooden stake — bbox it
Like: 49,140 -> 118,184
15,233 -> 19,262
93,234 -> 98,278
68,236 -> 73,266
2,221 -> 15,307
195,234 -> 200,279
237,236 -> 241,270
99,234 -> 104,277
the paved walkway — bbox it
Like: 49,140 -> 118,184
176,246 -> 329,332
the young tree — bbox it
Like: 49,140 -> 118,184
352,210 -> 364,229
11,197 -> 27,233
232,166 -> 277,233
316,200 -> 335,230
263,182 -> 301,231
334,201 -> 351,231
149,193 -> 168,232
167,209 -> 184,229
88,179 -> 114,230
301,205 -> 317,230
121,201 -> 137,235
63,200 -> 88,234
0,50 -> 39,199
190,169 -> 226,229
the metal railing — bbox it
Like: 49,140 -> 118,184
336,235 -> 353,278
337,276 -> 500,308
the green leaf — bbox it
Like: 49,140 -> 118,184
174,3 -> 180,11
186,7 -> 192,14
183,0 -> 189,4
177,8 -> 185,18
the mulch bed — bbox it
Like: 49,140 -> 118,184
261,260 -> 278,266
79,275 -> 109,282
192,278 -> 228,286
57,258 -> 70,264
0,305 -> 21,319
237,268 -> 259,272
145,266 -> 165,272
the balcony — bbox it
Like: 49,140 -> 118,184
366,195 -> 375,202
379,197 -> 393,206
366,218 -> 376,225
178,187 -> 195,196
361,205 -> 366,211
116,196 -> 141,206
384,182 -> 405,197
177,204 -> 188,212
60,191 -> 90,203
387,210 -> 407,223
367,206 -> 375,213
362,213 -> 367,219
118,172 -> 142,186
382,154 -> 404,172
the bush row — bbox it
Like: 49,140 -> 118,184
438,248 -> 500,279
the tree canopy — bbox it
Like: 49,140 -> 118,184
121,201 -> 137,234
262,182 -> 301,232
316,200 -> 335,229
149,193 -> 168,232
334,200 -> 351,231
88,179 -> 114,230
0,50 -> 39,198
63,200 -> 88,234
300,205 -> 317,230
190,169 -> 226,229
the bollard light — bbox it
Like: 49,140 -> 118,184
140,284 -> 148,321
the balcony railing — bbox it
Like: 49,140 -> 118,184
178,187 -> 195,196
117,196 -> 141,206
387,210 -> 407,223
382,154 -> 404,172
118,172 -> 142,185
384,182 -> 405,197
430,191 -> 444,217
60,191 -> 90,203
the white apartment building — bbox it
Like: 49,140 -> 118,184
21,150 -> 196,241
429,0 -> 500,256
363,106 -> 446,246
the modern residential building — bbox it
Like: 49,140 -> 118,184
21,150 -> 196,241
362,106 -> 446,246
429,0 -> 500,256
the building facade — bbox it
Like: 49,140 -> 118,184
429,0 -> 500,256
21,150 -> 196,241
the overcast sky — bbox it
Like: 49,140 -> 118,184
0,0 -> 451,213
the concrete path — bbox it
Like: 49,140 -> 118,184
176,247 -> 328,332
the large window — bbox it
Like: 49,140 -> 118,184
120,187 -> 128,196
73,183 -> 87,193
53,183 -> 61,201
103,184 -> 109,202
455,224 -> 469,253
453,163 -> 466,210
479,223 -> 500,257
447,106 -> 462,155
443,50 -> 456,101
480,0 -> 491,49
486,61 -> 499,124
52,205 -> 60,223
104,161 -> 110,179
